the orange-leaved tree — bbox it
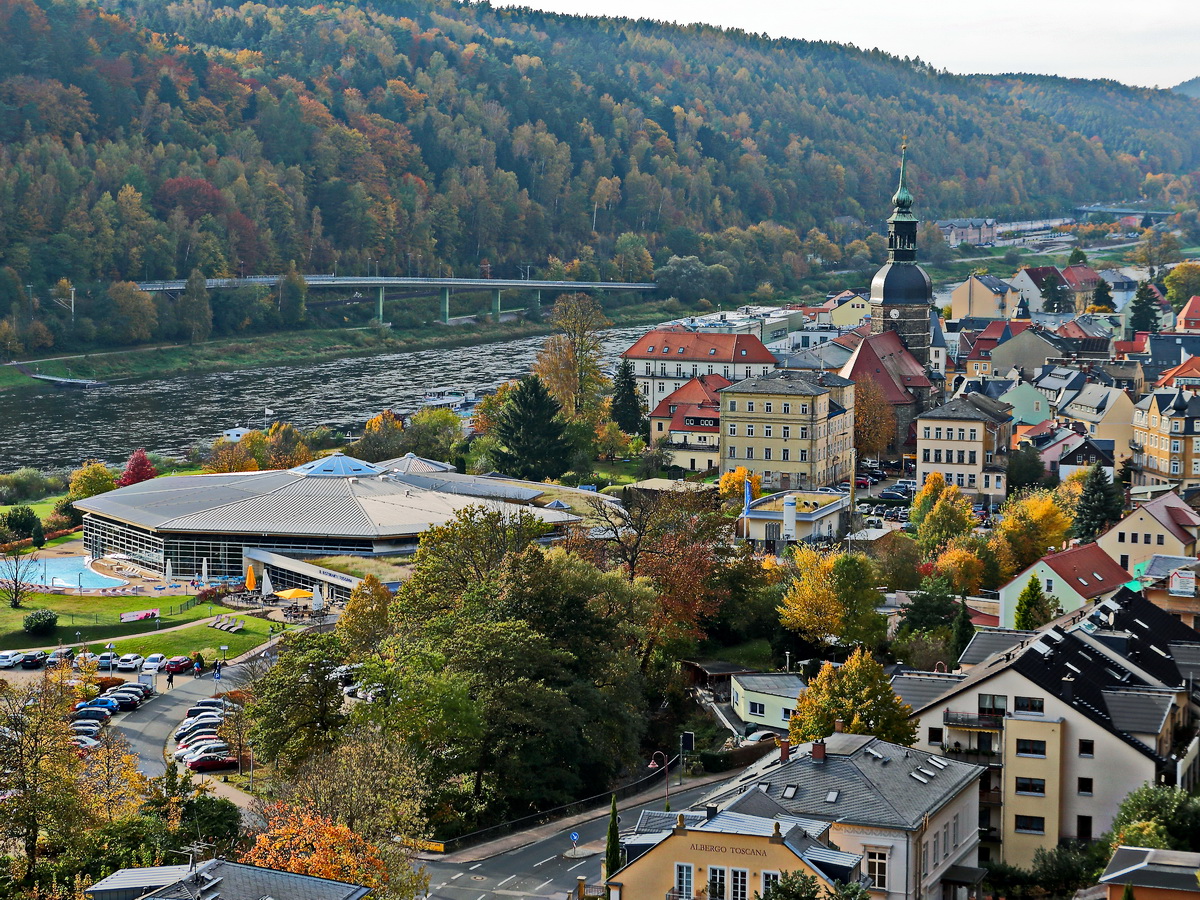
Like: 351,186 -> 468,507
242,803 -> 389,889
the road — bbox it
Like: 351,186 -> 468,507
421,782 -> 715,900
113,670 -> 235,777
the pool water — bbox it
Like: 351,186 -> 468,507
37,557 -> 126,590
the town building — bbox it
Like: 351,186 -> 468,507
1155,357 -> 1200,390
840,331 -> 936,451
720,370 -> 855,492
72,453 -> 580,598
1096,491 -> 1200,572
950,274 -> 1021,321
1131,390 -> 1200,490
937,218 -> 998,246
996,542 -> 1131,628
1009,266 -> 1069,315
649,375 -> 731,473
696,733 -> 985,900
953,378 -> 1048,426
1057,436 -> 1115,482
916,393 -> 1013,498
86,859 -> 372,900
1102,270 -> 1139,312
899,587 -> 1200,867
608,805 -> 866,900
988,327 -> 1072,380
622,327 -> 777,401
1055,384 -> 1135,463
1097,846 -> 1200,900
1060,264 -> 1103,313
828,290 -> 872,328
731,673 -> 807,734
1134,554 -> 1200,629
739,491 -> 850,554
1176,296 -> 1200,333
930,309 -> 949,376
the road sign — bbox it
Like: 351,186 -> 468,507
570,832 -> 579,843
214,670 -> 222,681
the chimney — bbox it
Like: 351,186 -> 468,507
833,718 -> 844,733
813,739 -> 826,762
780,737 -> 791,763
706,805 -> 718,821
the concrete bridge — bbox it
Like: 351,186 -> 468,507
135,275 -> 658,323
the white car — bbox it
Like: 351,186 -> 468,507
116,654 -> 144,672
142,653 -> 167,673
177,741 -> 230,763
0,651 -> 25,668
71,735 -> 101,752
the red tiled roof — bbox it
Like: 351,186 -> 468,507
1154,357 -> 1200,388
648,374 -> 731,418
839,331 -> 931,406
1056,321 -> 1090,339
1136,492 -> 1200,545
966,338 -> 998,361
832,322 -> 871,350
978,320 -> 1031,341
1036,542 -> 1130,601
1177,295 -> 1200,327
1061,264 -> 1101,291
622,327 -> 776,364
1020,266 -> 1066,291
968,606 -> 999,627
1114,336 -> 1148,357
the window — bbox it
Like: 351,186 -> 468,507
1045,578 -> 1054,592
921,842 -> 929,876
708,867 -> 727,900
1016,739 -> 1046,757
969,451 -> 977,465
928,726 -> 944,744
731,870 -> 749,900
932,833 -> 939,864
781,708 -> 793,722
782,449 -> 790,461
1015,815 -> 1046,834
676,864 -> 694,898
747,402 -> 755,413
970,429 -> 978,440
934,449 -> 943,463
1015,696 -> 1044,714
866,851 -> 888,891
923,449 -> 931,462
800,426 -> 809,439
728,424 -> 737,436
1118,532 -> 1125,543
728,400 -> 737,412
800,403 -> 809,414
656,421 -> 664,432
782,426 -> 791,439
746,425 -> 755,437
764,448 -> 772,461
1131,532 -> 1139,544
762,873 -> 780,897
727,447 -> 736,459
935,428 -> 943,439
1078,815 -> 1093,841
745,448 -> 754,459
1120,554 -> 1129,569
923,427 -> 931,439
1015,777 -> 1046,795
957,450 -> 966,465
764,426 -> 773,438
799,450 -> 808,462
979,694 -> 1006,716
764,403 -> 773,413
749,700 -> 766,717
942,823 -> 949,858
782,403 -> 791,414
1158,534 -> 1165,545
959,428 -> 966,441
1079,739 -> 1094,757
1078,777 -> 1094,795
953,814 -> 959,847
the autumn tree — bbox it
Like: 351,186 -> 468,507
204,438 -> 260,473
116,448 -> 158,487
610,358 -> 645,435
1165,262 -> 1200,310
178,268 -> 213,343
1014,576 -> 1057,630
854,378 -> 897,459
868,532 -> 924,592
491,375 -> 571,481
778,550 -> 885,649
719,466 -> 762,504
471,382 -> 516,436
596,421 -> 630,461
996,490 -> 1073,569
68,460 -> 116,501
910,473 -> 946,529
1129,229 -> 1181,280
898,577 -> 959,635
242,803 -> 391,891
106,282 -> 158,343
916,486 -> 974,557
337,574 -> 393,659
532,293 -> 610,422
81,730 -> 147,823
279,260 -> 307,327
349,410 -> 407,462
789,647 -> 916,745
935,544 -> 985,596
264,421 -> 313,468
398,407 -> 461,461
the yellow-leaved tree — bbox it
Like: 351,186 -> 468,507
996,489 -> 1073,569
789,647 -> 916,744
778,547 -> 840,646
718,466 -> 762,503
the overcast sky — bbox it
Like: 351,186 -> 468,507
491,0 -> 1199,90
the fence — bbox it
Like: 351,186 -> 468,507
439,755 -> 681,854
54,593 -> 205,628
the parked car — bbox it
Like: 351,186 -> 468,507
73,651 -> 99,668
70,707 -> 111,724
116,654 -> 144,671
816,486 -> 843,495
894,480 -> 918,493
142,653 -> 167,673
46,648 -> 76,668
115,681 -> 153,698
163,655 -> 192,674
0,651 -> 25,668
194,697 -> 239,711
69,721 -> 103,737
99,692 -> 141,711
75,697 -> 120,713
176,718 -> 224,741
175,738 -> 229,761
864,517 -> 885,529
71,735 -> 101,752
878,490 -> 908,501
187,753 -> 237,772
96,652 -> 118,671
854,476 -> 871,488
175,731 -> 222,751
20,651 -> 48,669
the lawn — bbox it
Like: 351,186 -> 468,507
711,639 -> 776,671
0,593 -> 229,652
102,614 -> 278,661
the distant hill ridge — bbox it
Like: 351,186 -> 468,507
1176,76 -> 1200,99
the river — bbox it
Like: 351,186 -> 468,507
0,326 -> 651,472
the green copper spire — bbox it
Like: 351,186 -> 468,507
891,139 -> 913,212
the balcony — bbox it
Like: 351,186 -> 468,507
944,710 -> 1005,730
943,744 -> 1001,763
979,826 -> 1002,843
979,786 -> 1003,805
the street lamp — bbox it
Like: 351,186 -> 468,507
648,751 -> 670,810
75,631 -> 81,646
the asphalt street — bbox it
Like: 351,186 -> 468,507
113,670 -> 235,777
421,782 -> 715,900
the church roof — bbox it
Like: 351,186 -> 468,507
840,331 -> 931,405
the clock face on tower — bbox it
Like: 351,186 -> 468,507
889,309 -> 900,319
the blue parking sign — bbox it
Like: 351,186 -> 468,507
214,670 -> 222,680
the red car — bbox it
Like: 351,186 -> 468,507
187,753 -> 237,772
163,656 -> 193,674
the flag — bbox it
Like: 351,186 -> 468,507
265,407 -> 275,416
744,472 -> 753,515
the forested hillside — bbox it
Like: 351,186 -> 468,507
0,0 -> 1198,350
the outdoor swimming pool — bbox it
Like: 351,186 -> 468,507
37,557 -> 125,590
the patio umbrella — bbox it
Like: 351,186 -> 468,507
275,587 -> 312,600
201,558 -> 209,583
165,559 -> 173,584
245,566 -> 257,591
312,585 -> 324,611
261,569 -> 274,597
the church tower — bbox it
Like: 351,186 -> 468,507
869,144 -> 933,365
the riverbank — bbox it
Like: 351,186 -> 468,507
2,297 -> 691,392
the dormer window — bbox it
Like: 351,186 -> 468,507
709,348 -> 716,355
678,347 -> 685,353
647,346 -> 655,352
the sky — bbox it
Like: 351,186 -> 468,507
490,0 -> 1199,90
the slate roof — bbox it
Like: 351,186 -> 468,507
1141,554 -> 1200,582
957,628 -> 1038,667
1102,687 -> 1175,735
954,378 -> 1015,401
107,859 -> 371,900
734,672 -> 807,698
1058,384 -> 1124,423
1020,265 -> 1068,292
889,672 -> 966,709
623,326 -> 777,364
917,393 -> 1011,424
703,733 -> 983,831
970,274 -> 1018,296
721,369 -> 852,396
1100,846 -> 1200,892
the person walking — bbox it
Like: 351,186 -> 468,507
193,659 -> 202,678
166,670 -> 174,690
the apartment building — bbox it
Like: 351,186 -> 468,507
915,393 -> 1013,497
1056,384 -> 1134,464
1131,389 -> 1200,490
1096,491 -> 1200,572
720,370 -> 856,492
622,327 -> 777,400
649,375 -> 731,473
996,542 -> 1130,629
895,588 -> 1200,867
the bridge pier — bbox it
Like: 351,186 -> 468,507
493,289 -> 502,320
377,286 -> 385,324
533,290 -> 541,316
441,287 -> 450,324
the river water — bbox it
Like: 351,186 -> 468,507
0,325 -> 650,472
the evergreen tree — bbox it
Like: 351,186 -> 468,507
1074,462 -> 1121,543
789,647 -> 917,745
178,267 -> 213,343
492,375 -> 571,481
1129,282 -> 1159,333
116,448 -> 159,487
30,520 -> 44,548
952,599 -> 974,659
1007,444 -> 1045,491
1067,247 -> 1088,266
279,261 -> 307,327
898,577 -> 959,635
605,794 -> 621,880
1090,278 -> 1114,311
610,359 -> 645,435
1040,277 -> 1073,313
1014,576 -> 1056,630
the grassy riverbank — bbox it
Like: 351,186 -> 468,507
5,296 -> 690,390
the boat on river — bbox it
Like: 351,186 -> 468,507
422,389 -> 478,410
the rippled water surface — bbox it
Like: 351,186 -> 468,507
0,326 -> 649,471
